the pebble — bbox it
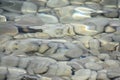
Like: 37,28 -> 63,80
0,15 -> 7,22
105,26 -> 116,33
70,0 -> 85,5
47,0 -> 69,8
72,69 -> 91,80
37,13 -> 58,23
21,2 -> 37,14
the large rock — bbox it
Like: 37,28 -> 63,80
21,2 -> 37,14
37,14 -> 58,23
47,0 -> 69,8
72,69 -> 91,80
0,22 -> 18,35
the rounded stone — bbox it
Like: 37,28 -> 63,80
21,2 -> 37,14
105,26 -> 116,33
37,13 -> 58,23
85,62 -> 103,71
0,15 -> 7,22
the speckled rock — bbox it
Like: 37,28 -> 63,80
47,0 -> 69,8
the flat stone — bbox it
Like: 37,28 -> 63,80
39,43 -> 49,54
21,2 -> 37,14
0,22 -> 18,35
101,0 -> 117,8
105,26 -> 116,33
72,69 -> 91,80
37,13 -> 58,23
70,0 -> 85,5
85,62 -> 103,71
47,0 -> 69,8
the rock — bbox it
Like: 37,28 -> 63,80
104,60 -> 120,69
44,62 -> 72,76
27,0 -> 47,7
21,2 -> 37,14
72,69 -> 91,80
1,56 -> 19,67
47,0 -> 69,8
41,77 -> 52,80
17,41 -> 39,52
0,15 -> 7,22
15,14 -> 44,26
105,26 -> 116,33
97,70 -> 109,80
109,19 -> 120,27
89,39 -> 100,50
3,12 -> 21,21
103,7 -> 118,18
112,35 -> 120,42
0,67 -> 7,80
39,43 -> 49,54
107,68 -> 120,78
67,61 -> 84,71
72,23 -> 98,36
0,9 -> 3,14
65,46 -> 83,58
38,8 -> 52,14
7,67 -> 26,80
97,53 -> 110,60
0,22 -> 18,35
0,35 -> 13,44
52,77 -> 64,80
85,62 -> 103,71
89,71 -> 97,80
37,13 -> 58,23
101,0 -> 117,8
70,0 -> 85,5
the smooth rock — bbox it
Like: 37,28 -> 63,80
0,22 -> 18,35
89,71 -> 97,80
39,43 -> 49,54
112,35 -> 120,42
44,62 -> 72,76
72,69 -> 91,80
104,60 -> 120,69
97,70 -> 109,80
0,15 -> 6,22
1,56 -> 19,67
105,26 -> 116,33
37,14 -> 58,23
97,53 -> 110,60
89,39 -> 100,50
17,41 -> 39,52
107,68 -> 120,78
21,2 -> 37,14
0,67 -> 7,80
15,14 -> 44,26
85,62 -> 103,71
47,0 -> 69,8
101,0 -> 117,8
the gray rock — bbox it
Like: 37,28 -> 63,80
89,39 -> 100,50
112,35 -> 120,42
89,71 -> 97,80
70,0 -> 85,5
85,62 -> 103,71
101,0 -> 117,8
0,67 -> 7,80
1,56 -> 19,67
47,0 -> 69,8
37,13 -> 58,23
97,70 -> 109,80
72,69 -> 91,80
107,68 -> 120,78
97,53 -> 110,60
21,2 -> 37,14
44,62 -> 72,76
0,22 -> 18,35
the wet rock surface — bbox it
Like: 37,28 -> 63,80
0,0 -> 120,80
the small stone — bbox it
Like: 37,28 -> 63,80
97,53 -> 110,60
105,26 -> 116,33
41,77 -> 52,80
47,0 -> 69,8
21,2 -> 37,14
89,39 -> 100,50
89,71 -> 97,80
0,22 -> 18,35
97,70 -> 109,80
39,43 -> 49,54
0,15 -> 7,22
70,0 -> 85,5
85,62 -> 103,71
112,35 -> 120,42
72,69 -> 91,80
37,13 -> 58,23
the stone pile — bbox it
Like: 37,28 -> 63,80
0,0 -> 120,80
